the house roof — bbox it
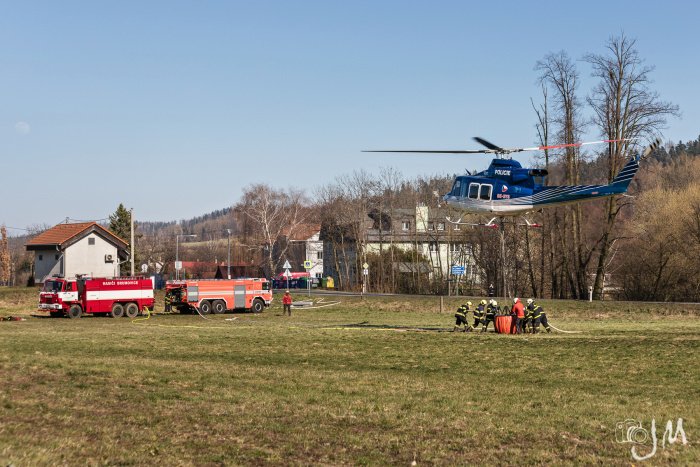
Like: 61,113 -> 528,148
26,222 -> 129,250
283,223 -> 321,242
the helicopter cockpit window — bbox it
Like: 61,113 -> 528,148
468,183 -> 480,199
479,184 -> 492,201
451,179 -> 462,196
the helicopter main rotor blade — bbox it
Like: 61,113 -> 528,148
473,137 -> 504,152
363,138 -> 633,155
519,138 -> 635,152
362,150 -> 492,154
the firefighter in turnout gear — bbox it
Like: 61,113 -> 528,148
527,299 -> 551,333
164,291 -> 173,313
453,301 -> 473,332
481,299 -> 498,332
473,300 -> 486,329
522,300 -> 533,333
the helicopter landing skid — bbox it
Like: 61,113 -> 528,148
445,216 -> 499,228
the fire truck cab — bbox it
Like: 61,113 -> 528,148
166,278 -> 272,314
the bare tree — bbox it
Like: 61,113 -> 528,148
536,51 -> 591,298
235,183 -> 309,277
584,34 -> 679,299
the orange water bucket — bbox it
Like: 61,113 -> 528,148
494,315 -> 516,334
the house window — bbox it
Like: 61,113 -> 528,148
88,237 -> 95,245
402,221 -> 410,231
317,251 -> 323,260
429,242 -> 437,252
39,254 -> 43,261
437,222 -> 445,231
428,222 -> 435,231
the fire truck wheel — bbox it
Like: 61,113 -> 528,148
212,300 -> 226,314
67,305 -> 82,319
199,300 -> 212,314
125,302 -> 139,318
110,303 -> 125,318
251,298 -> 264,313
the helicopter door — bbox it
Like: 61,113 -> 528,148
468,183 -> 480,199
479,184 -> 492,201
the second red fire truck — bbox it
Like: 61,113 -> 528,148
165,278 -> 272,314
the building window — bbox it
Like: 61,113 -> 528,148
316,273 -> 322,279
88,237 -> 95,245
317,251 -> 323,260
427,222 -> 435,231
429,242 -> 437,252
39,254 -> 43,261
437,222 -> 445,231
402,221 -> 410,231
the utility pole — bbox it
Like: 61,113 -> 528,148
130,208 -> 135,276
226,229 -> 232,279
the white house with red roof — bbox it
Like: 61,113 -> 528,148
25,222 -> 129,283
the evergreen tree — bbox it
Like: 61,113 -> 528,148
109,204 -> 133,275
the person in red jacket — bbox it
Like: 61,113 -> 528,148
282,290 -> 293,316
511,297 -> 525,334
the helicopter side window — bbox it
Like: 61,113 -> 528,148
468,183 -> 480,199
451,179 -> 462,196
479,184 -> 492,201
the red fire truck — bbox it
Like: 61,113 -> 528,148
166,278 -> 272,314
39,276 -> 155,319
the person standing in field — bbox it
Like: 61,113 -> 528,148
164,291 -> 172,313
511,297 -> 525,334
282,290 -> 293,316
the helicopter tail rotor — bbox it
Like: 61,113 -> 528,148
642,138 -> 663,158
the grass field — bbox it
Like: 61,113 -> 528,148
1,287 -> 698,465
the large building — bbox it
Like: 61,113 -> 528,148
26,222 -> 129,283
321,204 -> 481,292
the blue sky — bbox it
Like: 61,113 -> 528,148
2,0 -> 698,229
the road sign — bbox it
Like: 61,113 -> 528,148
283,260 -> 291,270
303,260 -> 312,269
362,262 -> 369,270
283,269 -> 292,278
451,265 -> 465,275
175,261 -> 182,270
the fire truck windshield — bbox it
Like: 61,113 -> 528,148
262,281 -> 270,290
43,280 -> 64,292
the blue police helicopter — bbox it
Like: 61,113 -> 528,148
366,137 -> 660,226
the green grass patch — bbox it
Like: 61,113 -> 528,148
0,288 -> 698,464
